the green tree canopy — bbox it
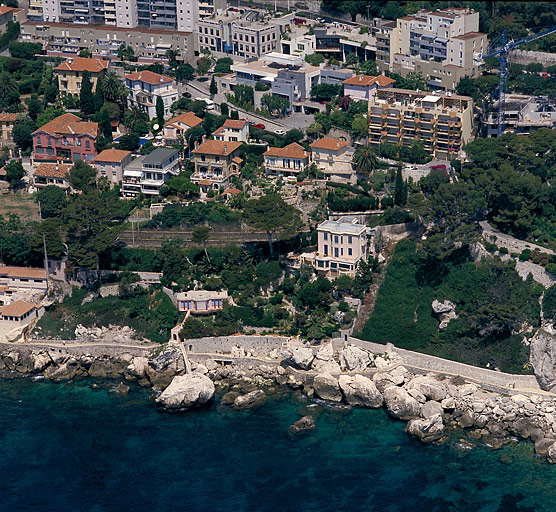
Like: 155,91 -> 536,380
67,160 -> 97,192
5,160 -> 24,189
36,185 -> 67,218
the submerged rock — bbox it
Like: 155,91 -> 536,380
155,374 -> 215,412
233,389 -> 266,410
288,415 -> 316,436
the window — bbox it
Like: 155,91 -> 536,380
324,244 -> 328,255
334,248 -> 339,257
323,232 -> 328,240
348,236 -> 352,244
348,248 -> 352,256
334,235 -> 338,243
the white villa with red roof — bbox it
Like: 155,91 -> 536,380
263,143 -> 310,177
125,70 -> 178,120
342,74 -> 395,101
310,137 -> 355,184
212,119 -> 249,143
163,112 -> 203,144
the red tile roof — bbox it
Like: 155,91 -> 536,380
192,140 -> 242,156
92,148 -> 131,163
33,163 -> 70,178
55,57 -> 109,73
0,300 -> 38,317
33,113 -> 98,137
343,74 -> 395,87
222,187 -> 241,195
125,70 -> 172,85
0,113 -> 18,123
221,119 -> 247,129
0,265 -> 47,279
264,142 -> 309,159
165,111 -> 203,129
310,137 -> 349,151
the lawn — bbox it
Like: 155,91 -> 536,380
0,191 -> 40,222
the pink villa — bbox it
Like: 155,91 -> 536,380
32,113 -> 99,163
342,74 -> 395,101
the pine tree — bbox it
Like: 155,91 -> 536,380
79,70 -> 95,116
156,95 -> 165,127
210,75 -> 217,96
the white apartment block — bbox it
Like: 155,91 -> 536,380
39,0 -> 198,31
382,7 -> 487,92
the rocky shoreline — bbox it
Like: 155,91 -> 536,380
3,340 -> 556,463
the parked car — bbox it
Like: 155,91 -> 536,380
274,129 -> 285,135
182,92 -> 192,98
253,123 -> 266,129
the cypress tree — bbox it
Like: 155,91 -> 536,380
80,70 -> 95,116
394,166 -> 407,206
156,95 -> 165,127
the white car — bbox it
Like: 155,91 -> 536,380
274,129 -> 285,135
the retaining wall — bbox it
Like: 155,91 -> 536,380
185,335 -> 290,355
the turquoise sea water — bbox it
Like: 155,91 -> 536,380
1,379 -> 555,512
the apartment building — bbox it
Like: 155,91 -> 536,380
304,216 -> 369,278
368,88 -> 474,160
342,73 -> 395,101
387,8 -> 487,92
21,22 -> 195,64
38,0 -> 198,31
0,113 -> 18,149
121,147 -> 180,197
32,163 -> 71,191
371,19 -> 396,70
482,94 -> 556,137
263,143 -> 310,177
162,111 -> 203,144
232,53 -> 321,113
32,113 -> 98,163
314,26 -> 376,62
198,0 -> 226,17
212,119 -> 249,143
310,138 -> 355,184
92,148 -> 132,186
197,10 -> 291,58
125,70 -> 178,119
281,32 -> 315,59
54,57 -> 109,96
191,139 -> 242,192
176,290 -> 228,314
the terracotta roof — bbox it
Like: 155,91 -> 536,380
165,111 -> 203,129
0,168 -> 6,177
311,137 -> 349,151
92,148 -> 131,163
0,113 -> 18,123
221,119 -> 247,129
212,126 -> 225,135
33,163 -> 70,178
55,57 -> 109,73
343,74 -> 395,87
198,179 -> 213,186
33,113 -> 98,137
192,140 -> 242,156
232,156 -> 243,164
0,300 -> 37,318
0,6 -> 17,15
264,142 -> 309,159
0,266 -> 47,280
125,70 -> 173,85
222,187 -> 241,195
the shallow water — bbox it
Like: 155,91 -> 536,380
0,378 -> 554,512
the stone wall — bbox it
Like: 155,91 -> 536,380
185,335 -> 290,356
376,221 -> 424,241
511,50 -> 556,68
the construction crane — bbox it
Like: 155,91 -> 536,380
478,25 -> 556,136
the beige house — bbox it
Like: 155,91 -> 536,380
92,148 -> 132,186
0,113 -> 18,149
32,163 -> 71,191
55,57 -> 110,97
176,290 -> 228,314
368,88 -> 474,160
163,111 -> 203,144
304,216 -> 369,278
212,119 -> 249,142
263,142 -> 310,177
0,266 -> 48,292
310,138 -> 355,184
342,74 -> 395,101
125,70 -> 178,119
0,300 -> 44,335
191,139 -> 243,193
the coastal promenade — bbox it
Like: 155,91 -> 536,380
347,336 -> 551,396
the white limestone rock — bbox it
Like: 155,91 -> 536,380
281,346 -> 314,370
155,374 -> 215,411
383,386 -> 421,420
406,414 -> 444,443
339,345 -> 371,372
313,372 -> 343,402
338,374 -> 383,408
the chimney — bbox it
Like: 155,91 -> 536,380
336,141 -> 340,148
224,144 -> 228,154
381,71 -> 385,76
359,75 -> 363,81
202,134 -> 206,144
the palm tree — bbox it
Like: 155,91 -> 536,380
352,145 -> 379,175
123,106 -> 148,131
0,73 -> 18,96
101,72 -> 126,104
